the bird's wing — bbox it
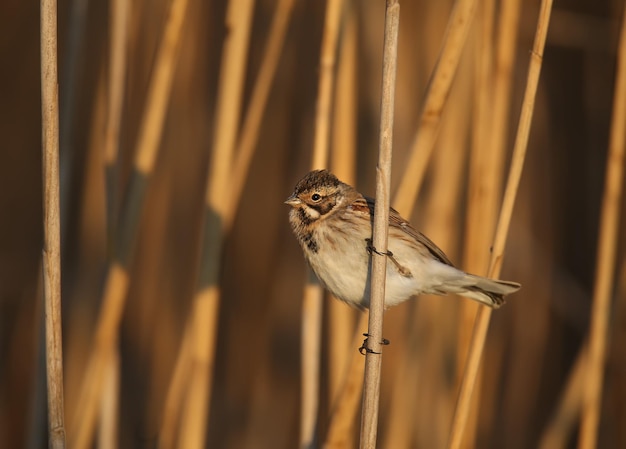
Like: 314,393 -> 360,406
362,196 -> 456,267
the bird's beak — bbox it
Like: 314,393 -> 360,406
284,194 -> 301,206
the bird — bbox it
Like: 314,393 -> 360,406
285,169 -> 520,309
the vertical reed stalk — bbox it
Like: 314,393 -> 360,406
103,0 -> 129,245
393,0 -> 477,217
328,0 -> 358,408
310,0 -> 343,171
41,0 -> 66,447
611,259 -> 626,448
324,313 -> 368,448
226,0 -> 296,229
58,0 -> 88,246
382,61 -> 472,449
97,350 -> 119,449
177,0 -> 255,447
457,1 -> 496,446
470,0 -> 522,441
160,1 -> 291,445
578,3 -> 626,447
462,0 -> 496,288
487,0 -> 522,172
301,0 -> 343,446
359,2 -> 399,448
69,0 -> 189,446
538,346 -> 586,449
158,324 -> 193,448
447,1 -> 554,448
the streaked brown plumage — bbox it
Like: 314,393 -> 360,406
285,169 -> 520,309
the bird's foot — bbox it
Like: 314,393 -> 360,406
365,239 -> 412,277
359,333 -> 390,355
365,239 -> 393,257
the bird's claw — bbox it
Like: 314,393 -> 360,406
365,239 -> 393,257
359,333 -> 390,355
365,239 -> 412,277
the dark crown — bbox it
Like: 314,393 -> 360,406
294,169 -> 340,194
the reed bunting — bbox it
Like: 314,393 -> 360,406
285,169 -> 520,309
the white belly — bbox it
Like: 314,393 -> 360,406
304,227 -> 423,308
303,226 -> 465,309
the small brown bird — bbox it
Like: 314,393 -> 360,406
285,169 -> 520,309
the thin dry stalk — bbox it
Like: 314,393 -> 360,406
159,1 -> 290,445
456,1 -> 496,446
612,259 -> 626,447
177,0 -> 255,447
469,0 -> 522,438
70,265 -> 128,449
69,0 -> 189,445
134,0 -> 190,175
538,347 -> 586,449
104,0 -> 127,165
461,0 -> 496,283
58,0 -> 88,245
324,314 -> 368,448
103,0 -> 129,241
382,61 -> 472,449
328,0 -> 358,408
301,280 -> 325,448
578,4 -> 626,447
311,0 -> 343,170
301,0 -> 344,446
97,350 -> 119,449
225,0 -> 296,230
393,0 -> 477,217
41,0 -> 66,447
158,325 -> 193,449
359,1 -> 399,448
487,0 -> 522,175
447,1 -> 554,448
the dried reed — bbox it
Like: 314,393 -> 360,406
96,4 -> 128,443
324,314 -> 368,448
227,0 -> 296,229
539,346 -> 586,449
578,3 -> 626,447
301,0 -> 344,446
97,350 -> 119,449
456,0 -> 497,446
382,58 -> 472,449
393,0 -> 477,218
359,1 -> 399,448
159,0 -> 293,446
325,1 -> 475,445
103,0 -> 129,244
447,0 -> 554,447
41,0 -> 66,447
177,0 -> 255,447
69,0 -> 190,446
328,0 -> 358,409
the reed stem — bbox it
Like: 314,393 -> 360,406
578,3 -> 626,447
359,1 -> 399,447
69,0 -> 189,445
301,0 -> 344,446
177,0 -> 255,447
393,0 -> 477,217
447,1 -> 554,447
41,0 -> 66,446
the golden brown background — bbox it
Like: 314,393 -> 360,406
1,0 -> 626,448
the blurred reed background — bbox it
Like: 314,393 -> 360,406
1,0 -> 626,448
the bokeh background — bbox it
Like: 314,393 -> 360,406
1,0 -> 626,448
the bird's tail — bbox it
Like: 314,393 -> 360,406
450,274 -> 521,308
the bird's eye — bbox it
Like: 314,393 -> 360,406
311,193 -> 322,202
